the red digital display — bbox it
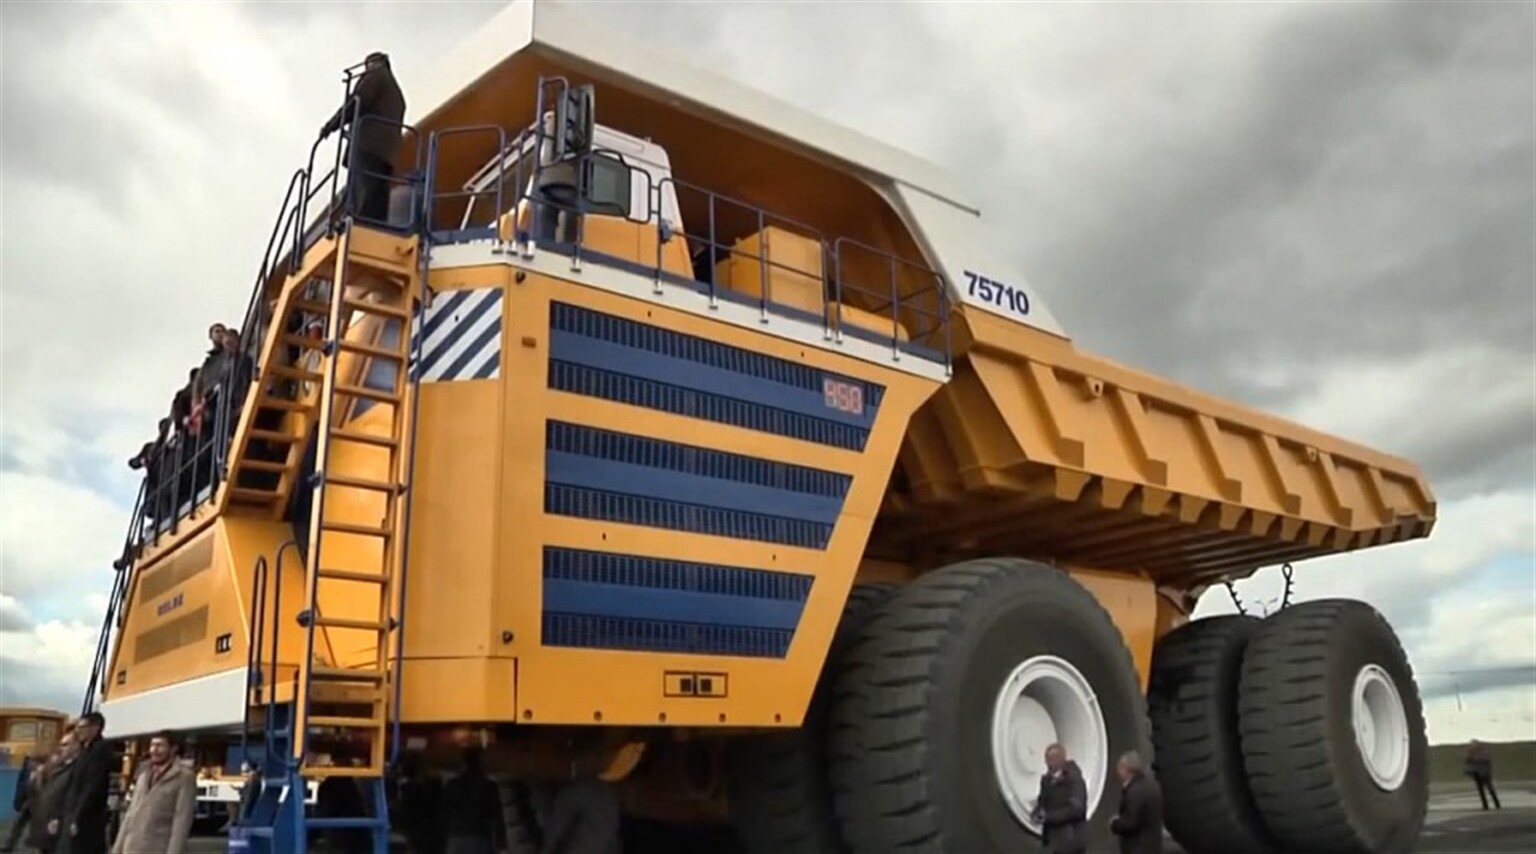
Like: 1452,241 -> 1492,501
823,378 -> 864,416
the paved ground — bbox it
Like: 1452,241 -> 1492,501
5,783 -> 1533,852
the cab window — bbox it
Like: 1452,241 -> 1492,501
583,153 -> 632,218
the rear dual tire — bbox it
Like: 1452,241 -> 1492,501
1239,600 -> 1427,854
1151,600 -> 1428,854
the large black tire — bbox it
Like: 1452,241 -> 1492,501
495,778 -> 542,854
828,559 -> 1150,854
728,582 -> 899,854
1148,615 -> 1278,854
1239,599 -> 1428,854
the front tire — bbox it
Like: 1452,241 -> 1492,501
728,582 -> 898,854
829,558 -> 1150,854
1239,599 -> 1428,854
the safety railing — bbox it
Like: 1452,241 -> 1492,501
423,125 -> 510,244
421,77 -> 952,367
831,236 -> 952,360
242,541 -> 297,771
81,480 -> 147,714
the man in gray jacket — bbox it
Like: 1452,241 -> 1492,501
111,732 -> 195,854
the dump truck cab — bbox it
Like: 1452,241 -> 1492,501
83,3 -> 1436,854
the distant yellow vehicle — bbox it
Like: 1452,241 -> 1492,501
0,707 -> 66,768
84,2 -> 1435,853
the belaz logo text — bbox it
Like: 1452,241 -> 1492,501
964,271 -> 1031,317
157,592 -> 185,617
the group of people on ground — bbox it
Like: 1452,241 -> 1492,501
128,323 -> 253,523
1034,744 -> 1164,854
5,718 -> 197,854
2,714 -> 113,854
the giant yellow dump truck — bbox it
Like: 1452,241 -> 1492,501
86,2 -> 1436,853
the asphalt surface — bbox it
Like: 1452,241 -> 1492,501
5,787 -> 1533,853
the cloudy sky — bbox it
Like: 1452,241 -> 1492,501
2,0 -> 1532,743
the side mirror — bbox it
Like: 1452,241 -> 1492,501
553,84 -> 595,162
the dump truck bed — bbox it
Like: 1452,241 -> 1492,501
879,310 -> 1436,583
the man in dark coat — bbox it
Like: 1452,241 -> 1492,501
1,748 -> 45,851
1031,743 -> 1088,854
1465,739 -> 1502,810
440,747 -> 506,854
63,712 -> 114,854
322,51 -> 407,223
1110,751 -> 1164,854
34,732 -> 81,854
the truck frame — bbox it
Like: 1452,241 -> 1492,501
85,3 -> 1436,853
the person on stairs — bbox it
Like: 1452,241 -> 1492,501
321,51 -> 407,224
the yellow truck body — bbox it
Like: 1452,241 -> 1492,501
90,3 -> 1436,853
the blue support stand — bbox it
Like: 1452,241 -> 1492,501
229,704 -> 390,854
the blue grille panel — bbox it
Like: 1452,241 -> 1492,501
541,548 -> 812,657
547,422 -> 850,497
548,361 -> 870,450
542,613 -> 795,658
544,423 -> 847,549
545,485 -> 834,549
546,547 -> 813,600
547,302 -> 885,450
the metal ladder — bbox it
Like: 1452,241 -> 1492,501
292,219 -> 417,781
234,220 -> 421,854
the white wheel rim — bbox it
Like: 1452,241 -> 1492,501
1352,664 -> 1410,791
990,656 -> 1109,834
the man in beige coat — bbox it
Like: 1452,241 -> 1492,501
112,731 -> 196,854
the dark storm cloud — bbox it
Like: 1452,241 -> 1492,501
0,659 -> 76,712
0,599 -> 36,634
589,1 -> 1534,496
1025,0 -> 1533,379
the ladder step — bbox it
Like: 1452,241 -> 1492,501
309,666 -> 385,683
256,396 -> 315,413
305,815 -> 389,827
249,429 -> 300,443
334,383 -> 401,404
289,298 -> 332,315
303,766 -> 387,779
344,296 -> 412,320
313,615 -> 389,631
324,474 -> 401,494
321,521 -> 392,538
336,339 -> 406,362
241,460 -> 293,474
329,428 -> 398,449
307,715 -> 383,729
270,365 -> 325,383
318,568 -> 389,583
280,334 -> 325,351
229,487 -> 281,503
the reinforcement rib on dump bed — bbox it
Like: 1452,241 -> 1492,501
878,312 -> 1437,583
